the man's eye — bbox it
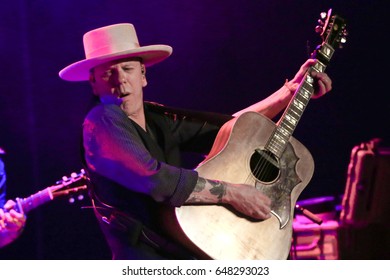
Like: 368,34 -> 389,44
101,71 -> 112,78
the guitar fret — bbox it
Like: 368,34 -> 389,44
267,141 -> 280,152
319,43 -> 335,61
293,99 -> 305,111
306,74 -> 314,85
275,132 -> 289,144
303,81 -> 314,93
289,107 -> 302,118
267,145 -> 279,156
270,136 -> 285,148
268,144 -> 283,157
270,138 -> 282,150
295,92 -> 309,104
285,114 -> 297,125
277,126 -> 290,137
313,60 -> 327,73
299,87 -> 311,100
281,121 -> 294,133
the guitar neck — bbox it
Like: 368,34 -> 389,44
16,187 -> 54,214
10,169 -> 87,214
267,43 -> 335,158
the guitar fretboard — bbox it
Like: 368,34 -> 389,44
267,43 -> 335,158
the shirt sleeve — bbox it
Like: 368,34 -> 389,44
83,104 -> 198,207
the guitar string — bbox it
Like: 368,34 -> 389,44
249,76 -> 305,186
245,132 -> 278,186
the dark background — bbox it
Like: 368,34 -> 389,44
0,0 -> 388,259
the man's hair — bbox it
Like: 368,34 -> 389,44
88,56 -> 144,76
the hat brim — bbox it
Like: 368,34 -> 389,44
59,44 -> 172,81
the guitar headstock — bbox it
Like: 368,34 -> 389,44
55,169 -> 87,186
15,169 -> 89,214
51,169 -> 88,200
315,8 -> 347,49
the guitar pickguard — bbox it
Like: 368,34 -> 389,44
254,143 -> 302,229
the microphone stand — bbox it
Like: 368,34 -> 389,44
291,204 -> 323,259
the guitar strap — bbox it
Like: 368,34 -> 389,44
80,146 -> 194,258
90,190 -> 194,259
145,101 -> 233,127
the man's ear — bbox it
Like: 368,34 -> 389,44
89,73 -> 99,95
141,65 -> 147,87
89,73 -> 96,84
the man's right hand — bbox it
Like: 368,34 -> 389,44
186,177 -> 272,220
222,183 -> 272,220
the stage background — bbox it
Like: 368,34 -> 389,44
0,0 -> 388,259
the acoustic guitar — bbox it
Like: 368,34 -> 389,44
167,9 -> 347,259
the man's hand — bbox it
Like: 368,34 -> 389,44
222,183 -> 272,220
287,58 -> 333,98
186,178 -> 272,220
0,200 -> 26,248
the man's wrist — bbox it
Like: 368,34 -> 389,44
284,79 -> 297,95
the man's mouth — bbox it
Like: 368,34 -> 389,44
119,93 -> 129,98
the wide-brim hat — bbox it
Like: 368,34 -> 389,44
59,23 -> 172,81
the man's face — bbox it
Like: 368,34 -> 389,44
90,58 -> 147,116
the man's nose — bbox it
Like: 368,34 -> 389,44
113,70 -> 126,85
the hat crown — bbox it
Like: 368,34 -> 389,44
59,23 -> 172,81
83,23 -> 140,59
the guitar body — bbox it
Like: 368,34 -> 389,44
168,112 -> 314,259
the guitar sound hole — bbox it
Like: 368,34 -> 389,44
250,149 -> 280,183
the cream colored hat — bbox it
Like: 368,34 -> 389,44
59,23 -> 172,81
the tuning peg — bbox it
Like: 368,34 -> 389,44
339,26 -> 348,47
315,25 -> 323,34
316,10 -> 331,34
338,37 -> 347,48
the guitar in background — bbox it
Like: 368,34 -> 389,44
167,9 -> 347,259
0,170 -> 87,248
14,169 -> 88,214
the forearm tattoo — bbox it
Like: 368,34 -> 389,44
209,180 -> 226,202
187,177 -> 226,203
193,177 -> 207,193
